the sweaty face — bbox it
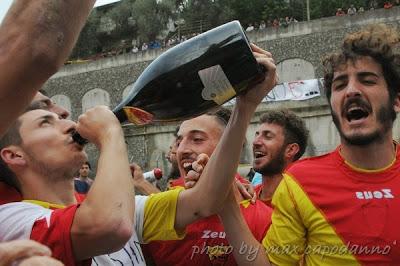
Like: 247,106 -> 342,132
18,110 -> 87,181
176,115 -> 223,177
330,57 -> 396,146
252,123 -> 287,176
31,92 -> 70,119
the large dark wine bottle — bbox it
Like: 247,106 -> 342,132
73,20 -> 265,145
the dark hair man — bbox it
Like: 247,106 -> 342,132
0,44 -> 278,265
219,24 -> 400,265
143,107 -> 273,266
74,162 -> 93,195
0,1 -> 94,263
252,109 -> 309,206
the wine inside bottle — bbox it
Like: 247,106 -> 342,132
114,20 -> 265,124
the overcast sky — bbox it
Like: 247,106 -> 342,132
0,0 -> 121,23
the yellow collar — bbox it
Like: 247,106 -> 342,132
23,199 -> 66,209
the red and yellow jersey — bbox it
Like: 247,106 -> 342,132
0,188 -> 185,266
254,184 -> 273,208
144,199 -> 272,266
144,174 -> 273,266
263,146 -> 400,265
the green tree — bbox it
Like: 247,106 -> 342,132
70,9 -> 101,59
132,0 -> 177,42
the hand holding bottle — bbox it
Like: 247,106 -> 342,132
75,106 -> 123,148
236,44 -> 278,111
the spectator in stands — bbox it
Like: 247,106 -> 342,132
252,110 -> 309,207
384,1 -> 394,8
131,46 -> 139,53
246,23 -> 254,32
336,8 -> 346,16
347,4 -> 357,15
141,42 -> 148,51
74,161 -> 93,195
272,18 -> 280,28
259,20 -> 266,29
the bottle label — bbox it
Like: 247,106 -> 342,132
199,65 -> 236,105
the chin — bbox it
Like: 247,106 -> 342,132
342,131 -> 382,146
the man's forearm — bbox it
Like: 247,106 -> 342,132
193,102 -> 256,215
219,190 -> 270,266
73,131 -> 135,259
0,0 -> 95,137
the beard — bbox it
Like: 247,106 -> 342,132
254,146 -> 286,176
331,100 -> 395,146
24,149 -> 85,183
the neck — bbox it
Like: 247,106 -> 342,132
260,173 -> 283,201
19,171 -> 76,206
340,135 -> 395,170
79,175 -> 88,181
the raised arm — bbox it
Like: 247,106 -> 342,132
219,188 -> 271,266
175,44 -> 278,228
70,106 -> 135,259
0,0 -> 95,137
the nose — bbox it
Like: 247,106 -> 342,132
52,105 -> 70,119
252,134 -> 262,147
176,138 -> 193,159
62,119 -> 77,135
345,78 -> 362,99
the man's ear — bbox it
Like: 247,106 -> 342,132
285,143 -> 300,161
392,92 -> 400,113
0,146 -> 26,167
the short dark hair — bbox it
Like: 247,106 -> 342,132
260,109 -> 309,161
323,24 -> 400,109
83,161 -> 91,170
206,107 -> 232,128
0,119 -> 23,191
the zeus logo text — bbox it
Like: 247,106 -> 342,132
355,189 -> 394,200
201,230 -> 226,239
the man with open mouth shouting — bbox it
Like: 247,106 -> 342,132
218,24 -> 400,266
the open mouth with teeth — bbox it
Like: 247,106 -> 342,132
345,106 -> 370,122
182,162 -> 194,174
253,151 -> 266,159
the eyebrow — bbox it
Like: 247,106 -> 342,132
34,114 -> 56,122
333,71 -> 379,83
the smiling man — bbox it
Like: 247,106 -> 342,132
252,110 -> 308,207
218,24 -> 400,265
143,109 -> 273,266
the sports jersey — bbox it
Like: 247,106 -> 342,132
144,176 -> 273,266
168,174 -> 249,189
0,188 -> 185,266
254,184 -> 272,208
263,146 -> 400,265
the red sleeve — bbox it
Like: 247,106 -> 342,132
235,173 -> 249,184
30,205 -> 90,266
